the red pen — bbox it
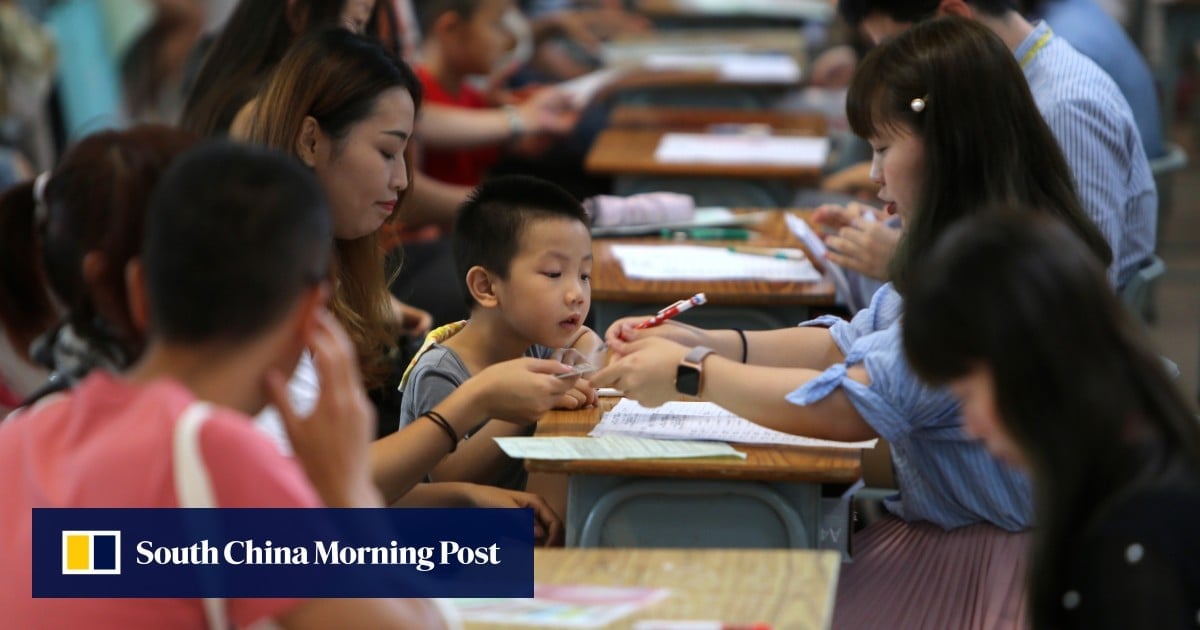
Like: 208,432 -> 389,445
634,292 -> 707,329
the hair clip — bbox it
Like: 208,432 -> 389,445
33,171 -> 51,225
910,96 -> 928,113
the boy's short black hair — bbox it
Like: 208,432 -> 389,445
838,0 -> 1014,26
143,141 -> 332,344
417,0 -> 485,35
452,175 -> 589,309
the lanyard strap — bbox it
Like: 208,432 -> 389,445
1020,28 -> 1053,69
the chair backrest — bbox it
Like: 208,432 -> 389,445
1121,255 -> 1166,323
1150,143 -> 1189,249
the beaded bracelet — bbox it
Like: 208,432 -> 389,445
422,410 -> 458,453
732,328 -> 748,363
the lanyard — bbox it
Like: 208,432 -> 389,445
1020,28 -> 1053,69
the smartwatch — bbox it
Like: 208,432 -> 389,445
675,346 -> 716,396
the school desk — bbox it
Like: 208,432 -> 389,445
608,105 -> 827,136
585,126 -> 827,206
464,548 -> 840,630
590,209 -> 837,333
525,398 -> 863,559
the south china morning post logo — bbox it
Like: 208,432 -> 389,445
34,508 -> 533,598
61,530 -> 121,575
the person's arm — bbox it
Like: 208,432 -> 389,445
370,357 -> 580,504
605,318 -> 846,371
416,92 -> 575,150
393,482 -> 563,546
590,336 -> 877,442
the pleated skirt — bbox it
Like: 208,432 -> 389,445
833,516 -> 1031,630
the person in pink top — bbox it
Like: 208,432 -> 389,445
0,142 -> 455,629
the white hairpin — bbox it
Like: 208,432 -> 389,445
33,171 -> 51,225
910,96 -> 928,113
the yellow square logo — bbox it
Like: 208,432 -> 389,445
61,531 -> 121,575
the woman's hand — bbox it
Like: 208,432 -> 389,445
390,296 -> 433,338
590,336 -> 690,407
604,316 -> 710,348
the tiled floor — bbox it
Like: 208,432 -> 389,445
1147,122 -> 1200,402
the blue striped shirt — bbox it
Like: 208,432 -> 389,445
1018,22 -> 1157,289
788,285 -> 1033,531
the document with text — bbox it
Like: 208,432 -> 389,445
495,435 -> 746,460
593,400 -> 877,450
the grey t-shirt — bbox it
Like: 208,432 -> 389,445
399,343 -> 553,490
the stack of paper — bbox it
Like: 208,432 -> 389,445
609,244 -> 822,282
654,132 -> 830,167
642,53 -> 801,84
593,400 -> 878,450
495,435 -> 746,460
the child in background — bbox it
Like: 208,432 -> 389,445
904,211 -> 1200,629
400,175 -> 601,489
415,0 -> 574,187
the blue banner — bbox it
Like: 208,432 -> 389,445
33,508 -> 533,598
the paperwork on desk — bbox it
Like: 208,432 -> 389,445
642,52 -> 801,83
654,132 -> 830,166
609,243 -> 822,282
593,400 -> 878,450
495,435 -> 746,460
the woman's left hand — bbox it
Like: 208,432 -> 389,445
589,336 -> 689,407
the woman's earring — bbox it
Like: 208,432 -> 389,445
910,96 -> 927,113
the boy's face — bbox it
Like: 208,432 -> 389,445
452,0 -> 515,77
492,217 -> 592,348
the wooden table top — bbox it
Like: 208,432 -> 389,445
526,397 -> 862,483
605,27 -> 808,57
586,128 -> 825,182
591,209 -> 837,306
609,105 -> 827,136
463,547 -> 840,630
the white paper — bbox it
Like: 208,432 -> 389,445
609,244 -> 822,282
556,67 -> 629,108
667,0 -> 833,20
654,133 -> 829,167
593,400 -> 877,450
592,207 -> 757,238
642,53 -> 801,84
495,435 -> 746,460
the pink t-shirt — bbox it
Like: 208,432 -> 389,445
0,371 -> 323,629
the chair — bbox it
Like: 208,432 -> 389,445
1150,142 -> 1189,248
1121,255 -> 1166,324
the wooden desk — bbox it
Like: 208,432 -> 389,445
591,209 -> 836,331
609,105 -> 826,136
587,128 -> 824,184
527,398 -> 861,557
464,548 -> 840,630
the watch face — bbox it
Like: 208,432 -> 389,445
675,364 -> 701,396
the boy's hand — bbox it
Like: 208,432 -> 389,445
517,88 -> 578,136
465,357 -> 581,425
455,485 -> 564,546
554,378 -> 598,409
267,309 -> 382,508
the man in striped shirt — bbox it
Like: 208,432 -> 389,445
822,0 -> 1156,292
